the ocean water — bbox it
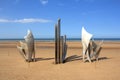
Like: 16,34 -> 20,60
0,38 -> 120,42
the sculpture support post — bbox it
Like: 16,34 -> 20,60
55,19 -> 61,64
55,24 -> 58,64
57,19 -> 61,63
55,19 -> 67,64
63,35 -> 67,62
60,36 -> 63,63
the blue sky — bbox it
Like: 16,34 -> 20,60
0,0 -> 120,38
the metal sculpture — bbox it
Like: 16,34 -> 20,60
81,27 -> 103,62
17,30 -> 35,62
55,19 -> 67,64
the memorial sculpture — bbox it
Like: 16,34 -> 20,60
81,27 -> 103,63
55,19 -> 67,64
17,30 -> 35,62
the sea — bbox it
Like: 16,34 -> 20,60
0,38 -> 120,42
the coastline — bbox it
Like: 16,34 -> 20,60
1,37 -> 120,42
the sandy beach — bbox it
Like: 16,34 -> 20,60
0,41 -> 120,80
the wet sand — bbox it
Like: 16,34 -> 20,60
0,41 -> 120,80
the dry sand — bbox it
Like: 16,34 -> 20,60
0,41 -> 120,80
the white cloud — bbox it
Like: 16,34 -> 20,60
0,19 -> 10,22
40,0 -> 48,5
0,18 -> 52,23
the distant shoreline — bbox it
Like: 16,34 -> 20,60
0,38 -> 120,42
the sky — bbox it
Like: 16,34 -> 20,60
0,0 -> 120,39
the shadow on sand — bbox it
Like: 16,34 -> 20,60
65,55 -> 82,63
35,57 -> 54,62
91,57 -> 110,62
65,55 -> 110,63
35,56 -> 110,63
